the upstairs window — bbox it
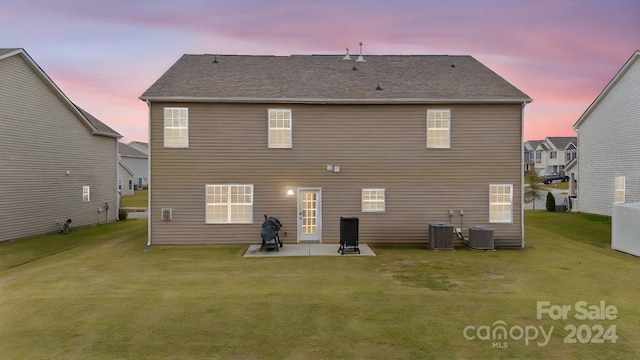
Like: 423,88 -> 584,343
489,184 -> 513,223
362,189 -> 386,213
164,107 -> 189,148
268,109 -> 292,148
427,109 -> 450,148
615,176 -> 625,203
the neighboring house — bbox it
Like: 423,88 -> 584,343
119,141 -> 149,190
565,156 -> 578,210
0,48 -> 121,242
523,140 -> 543,174
128,141 -> 149,156
532,137 -> 577,176
572,50 -> 640,216
140,53 -> 531,247
118,160 -> 135,196
533,141 -> 549,175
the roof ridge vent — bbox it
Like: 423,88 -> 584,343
356,42 -> 366,62
343,47 -> 351,60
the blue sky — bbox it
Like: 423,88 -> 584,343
1,0 -> 638,142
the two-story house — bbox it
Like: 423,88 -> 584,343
118,141 -> 149,191
1,48 -> 121,241
524,140 -> 543,174
532,137 -> 577,176
573,50 -> 640,216
140,53 -> 531,248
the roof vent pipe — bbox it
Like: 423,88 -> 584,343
356,42 -> 366,62
343,47 -> 351,60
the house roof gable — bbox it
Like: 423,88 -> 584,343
119,142 -> 148,159
524,140 -> 543,151
0,48 -> 120,138
118,160 -> 135,177
545,137 -> 577,150
140,54 -> 532,104
573,50 -> 640,129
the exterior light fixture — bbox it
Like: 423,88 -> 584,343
287,189 -> 295,196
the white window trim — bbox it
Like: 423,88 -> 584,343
83,185 -> 90,202
206,184 -> 254,224
163,107 -> 189,148
615,176 -> 625,204
362,188 -> 386,213
426,109 -> 451,149
489,184 -> 513,224
268,109 -> 292,148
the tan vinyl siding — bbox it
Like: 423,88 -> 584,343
149,102 -> 523,247
0,54 -> 118,242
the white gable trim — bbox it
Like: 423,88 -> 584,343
574,51 -> 640,130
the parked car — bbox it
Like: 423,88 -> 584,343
543,173 -> 569,184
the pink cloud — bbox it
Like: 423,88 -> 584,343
4,0 -> 638,143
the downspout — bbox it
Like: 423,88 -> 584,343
520,101 -> 526,248
146,100 -> 152,247
116,141 -> 121,221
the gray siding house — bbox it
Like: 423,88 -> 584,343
119,141 -> 149,190
0,48 -> 121,242
573,50 -> 640,216
140,53 -> 531,247
118,160 -> 135,196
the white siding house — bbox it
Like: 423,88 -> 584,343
0,48 -> 121,241
534,137 -> 577,176
572,50 -> 640,216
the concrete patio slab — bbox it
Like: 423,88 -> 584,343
243,244 -> 376,257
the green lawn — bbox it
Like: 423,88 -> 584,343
120,189 -> 148,208
1,212 -> 639,359
542,181 -> 569,190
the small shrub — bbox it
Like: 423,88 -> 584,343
546,192 -> 556,212
118,208 -> 128,221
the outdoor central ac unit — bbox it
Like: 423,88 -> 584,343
468,227 -> 494,250
429,223 -> 454,250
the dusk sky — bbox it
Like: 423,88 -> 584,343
2,0 -> 638,143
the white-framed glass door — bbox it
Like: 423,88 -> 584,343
297,188 -> 322,242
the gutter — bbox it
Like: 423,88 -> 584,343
139,96 -> 533,105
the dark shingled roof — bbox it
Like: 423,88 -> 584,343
118,142 -> 148,158
546,136 -> 577,149
76,106 -> 121,138
140,54 -> 531,104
